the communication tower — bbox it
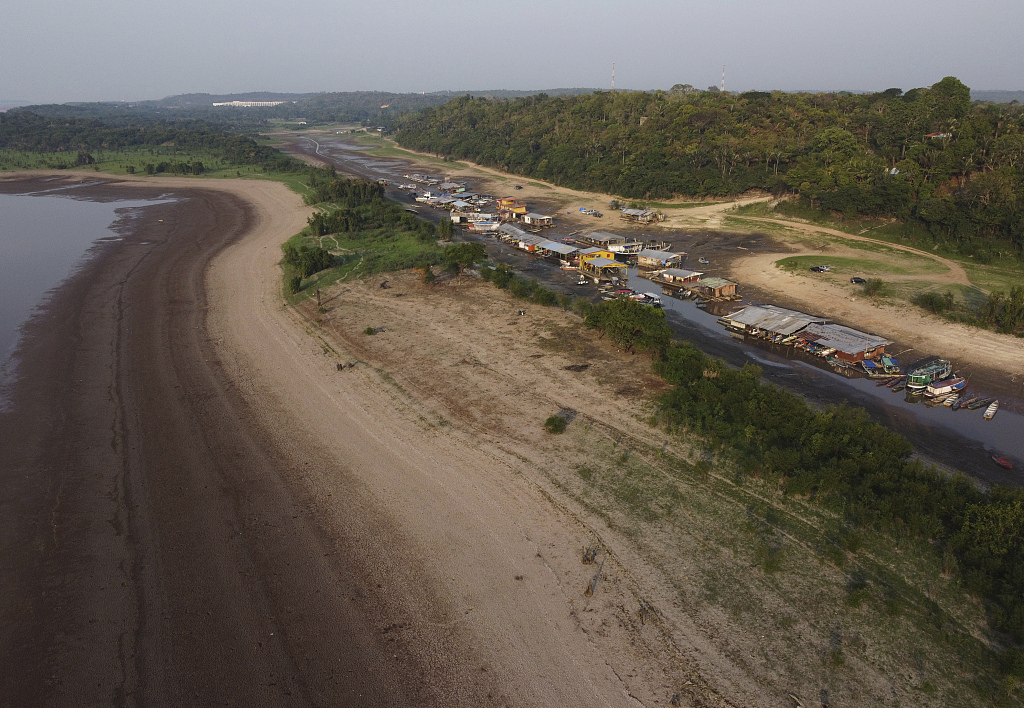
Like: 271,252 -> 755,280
612,62 -> 616,91
721,65 -> 726,92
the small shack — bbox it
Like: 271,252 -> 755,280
579,231 -> 627,249
694,277 -> 738,299
636,249 -> 685,269
498,223 -> 530,243
540,241 -> 580,264
523,213 -> 554,227
658,268 -> 703,289
620,208 -> 658,224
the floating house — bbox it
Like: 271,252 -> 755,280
579,256 -> 626,282
795,323 -> 891,363
579,231 -> 627,249
693,277 -> 738,299
720,305 -> 828,341
658,268 -> 703,288
636,249 -> 686,269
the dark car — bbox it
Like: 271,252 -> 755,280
514,185 -> 523,190
810,266 -> 824,272
850,276 -> 867,284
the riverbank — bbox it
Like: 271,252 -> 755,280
0,173 -> 663,707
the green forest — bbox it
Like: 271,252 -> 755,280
392,78 -> 1024,258
0,111 -> 302,173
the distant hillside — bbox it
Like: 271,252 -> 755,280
972,90 -> 1024,104
16,89 -> 600,127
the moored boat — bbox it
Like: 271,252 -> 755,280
984,400 -> 1000,420
992,455 -> 1013,470
943,394 -> 960,407
925,376 -> 966,398
968,397 -> 994,410
887,376 -> 905,388
955,395 -> 979,411
906,359 -> 953,391
892,381 -> 907,393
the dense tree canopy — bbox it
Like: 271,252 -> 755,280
0,111 -> 302,172
392,78 -> 1024,256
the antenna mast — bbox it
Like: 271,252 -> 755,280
612,62 -> 616,91
721,64 -> 726,92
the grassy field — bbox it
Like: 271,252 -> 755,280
777,254 -> 949,277
348,133 -> 467,170
281,219 -> 443,305
733,200 -> 1024,294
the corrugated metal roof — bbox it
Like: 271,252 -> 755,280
498,224 -> 529,238
662,268 -> 702,279
587,231 -> 625,243
797,323 -> 891,355
586,257 -> 623,268
696,277 -> 736,288
621,208 -> 655,217
637,249 -> 681,260
524,212 -> 552,220
545,243 -> 579,255
579,246 -> 609,255
724,305 -> 827,335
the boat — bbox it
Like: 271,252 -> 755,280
880,355 -> 901,374
943,394 -> 960,407
876,376 -> 899,387
955,395 -> 978,411
860,359 -> 894,378
906,359 -> 953,391
925,376 -> 966,398
968,397 -> 994,410
993,455 -> 1013,470
924,393 -> 950,407
887,376 -> 905,388
984,400 -> 1000,420
892,381 -> 907,393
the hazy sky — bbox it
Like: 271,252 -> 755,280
2,0 -> 1022,103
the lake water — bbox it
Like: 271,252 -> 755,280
0,188 -> 170,400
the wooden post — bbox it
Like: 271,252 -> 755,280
316,289 -> 321,308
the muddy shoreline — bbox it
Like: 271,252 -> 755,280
0,175 -> 458,706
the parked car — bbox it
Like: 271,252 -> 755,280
514,185 -> 523,190
850,276 -> 867,284
810,266 -> 824,272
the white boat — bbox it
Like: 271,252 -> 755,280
984,400 -> 999,420
925,376 -> 966,398
943,395 -> 960,408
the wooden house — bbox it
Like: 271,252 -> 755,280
620,208 -> 658,224
694,277 -> 738,299
523,212 -> 554,227
636,249 -> 685,269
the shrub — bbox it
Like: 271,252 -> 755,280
363,326 -> 376,335
287,275 -> 302,294
862,278 -> 884,296
913,290 -> 954,314
544,415 -> 568,434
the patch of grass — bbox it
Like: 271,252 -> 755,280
349,134 -> 466,169
776,254 -> 948,277
363,326 -> 377,335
